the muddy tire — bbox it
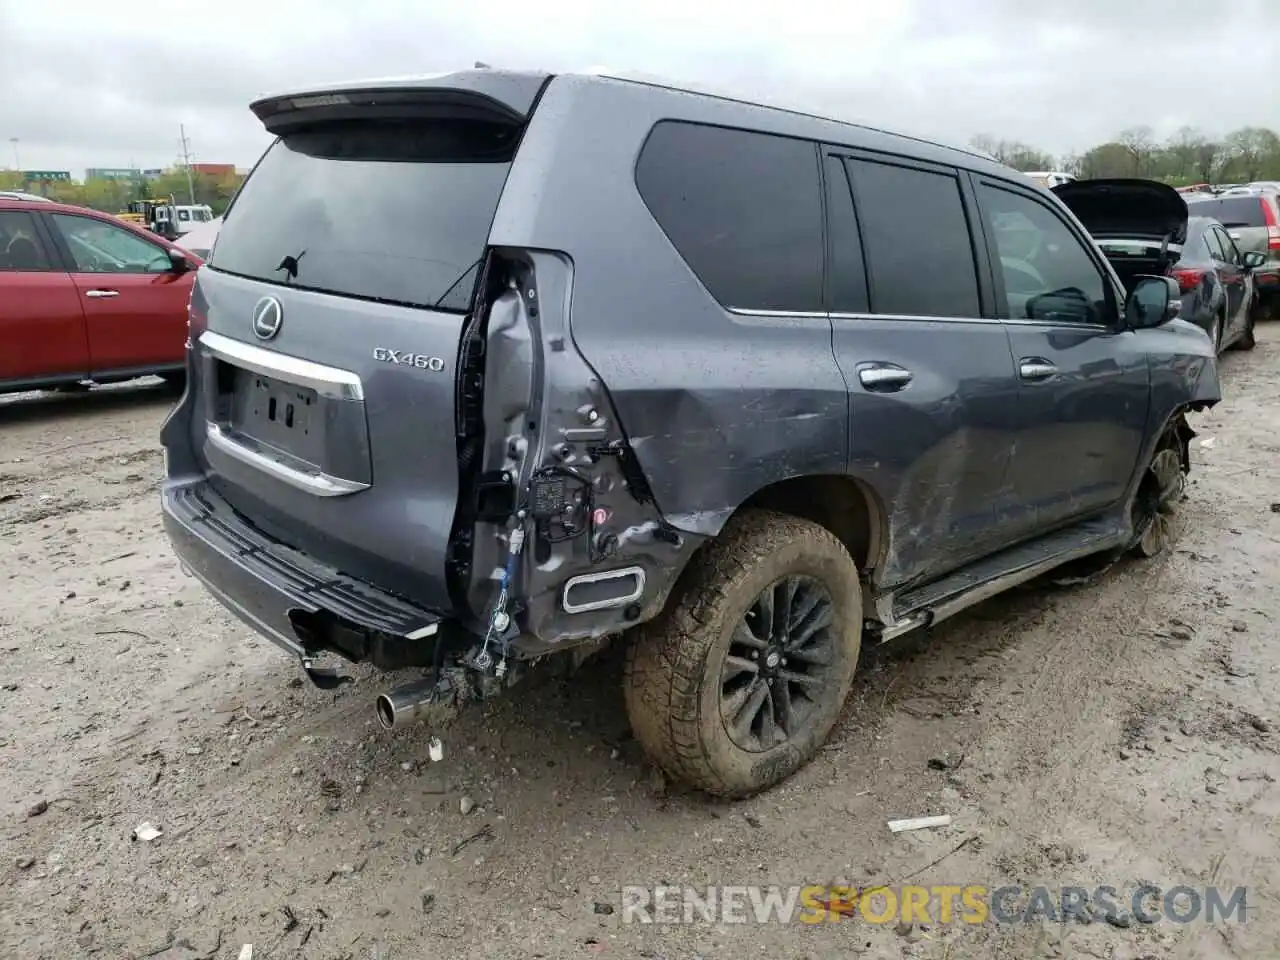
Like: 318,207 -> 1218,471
623,510 -> 862,798
1130,424 -> 1188,559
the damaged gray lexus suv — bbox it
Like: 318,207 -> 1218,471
160,69 -> 1220,797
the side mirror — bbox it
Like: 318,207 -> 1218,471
1125,275 -> 1181,330
167,248 -> 190,274
1242,250 -> 1267,270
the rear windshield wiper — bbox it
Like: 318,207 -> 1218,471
275,250 -> 307,282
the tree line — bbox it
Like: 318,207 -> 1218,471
0,167 -> 245,216
4,124 -> 1278,213
971,126 -> 1280,184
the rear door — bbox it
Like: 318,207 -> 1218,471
0,209 -> 88,384
974,176 -> 1149,536
1211,225 -> 1248,327
825,150 -> 1021,588
189,111 -> 525,610
46,212 -> 191,372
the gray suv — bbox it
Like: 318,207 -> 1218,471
160,70 -> 1220,797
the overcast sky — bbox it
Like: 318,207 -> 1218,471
1,0 -> 1277,175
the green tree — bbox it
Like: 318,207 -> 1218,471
1223,127 -> 1280,182
968,135 -> 1054,172
1117,126 -> 1157,176
1165,126 -> 1206,181
1079,142 -> 1133,179
1192,139 -> 1224,184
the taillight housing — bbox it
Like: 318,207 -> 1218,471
1170,268 -> 1207,293
1261,197 -> 1280,251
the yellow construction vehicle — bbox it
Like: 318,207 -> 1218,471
118,198 -> 180,240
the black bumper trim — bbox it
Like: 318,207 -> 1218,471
162,481 -> 443,659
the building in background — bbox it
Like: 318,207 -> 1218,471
21,170 -> 71,183
189,162 -> 235,178
86,167 -> 142,181
142,169 -> 164,180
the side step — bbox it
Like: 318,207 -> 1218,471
875,518 -> 1128,641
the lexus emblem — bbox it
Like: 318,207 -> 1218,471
251,297 -> 283,341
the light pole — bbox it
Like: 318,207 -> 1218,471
9,138 -> 19,172
179,124 -> 196,205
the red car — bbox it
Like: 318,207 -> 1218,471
0,197 -> 202,394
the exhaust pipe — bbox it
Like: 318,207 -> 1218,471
375,678 -> 440,731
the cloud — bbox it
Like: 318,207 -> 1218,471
1,0 -> 1276,175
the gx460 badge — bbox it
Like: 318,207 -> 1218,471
373,348 -> 446,372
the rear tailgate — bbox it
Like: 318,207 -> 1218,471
1187,194 -> 1277,258
181,78 -> 544,612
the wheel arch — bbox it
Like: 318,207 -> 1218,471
1125,406 -> 1195,515
729,474 -> 889,578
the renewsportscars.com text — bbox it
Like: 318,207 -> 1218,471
620,884 -> 1247,926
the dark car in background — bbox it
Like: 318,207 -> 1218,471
1055,179 -> 1264,352
1186,191 -> 1280,318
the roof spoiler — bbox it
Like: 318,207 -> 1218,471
250,71 -> 551,136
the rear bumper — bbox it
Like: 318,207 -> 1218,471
162,480 -> 445,665
1255,271 -> 1280,294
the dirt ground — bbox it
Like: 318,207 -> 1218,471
2,330 -> 1278,960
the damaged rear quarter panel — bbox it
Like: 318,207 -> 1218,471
489,77 -> 849,541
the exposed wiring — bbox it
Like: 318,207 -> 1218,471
474,515 -> 525,671
530,464 -> 595,547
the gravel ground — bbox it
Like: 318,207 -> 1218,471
2,331 -> 1279,960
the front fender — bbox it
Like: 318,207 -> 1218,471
1122,318 -> 1219,510
1144,317 -> 1221,416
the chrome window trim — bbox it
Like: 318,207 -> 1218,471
829,310 -> 1112,332
200,330 -> 364,401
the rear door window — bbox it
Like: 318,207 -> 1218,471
843,158 -> 980,318
635,121 -> 823,313
210,118 -> 521,312
0,210 -> 54,271
822,155 -> 869,314
1215,226 -> 1241,264
1203,227 -> 1226,261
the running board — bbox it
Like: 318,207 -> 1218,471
873,519 -> 1128,642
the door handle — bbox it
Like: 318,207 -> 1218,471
85,289 -> 119,298
857,364 -> 913,391
1019,359 -> 1058,381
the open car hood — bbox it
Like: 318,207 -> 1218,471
1052,178 -> 1188,244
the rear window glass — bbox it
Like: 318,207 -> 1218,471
210,118 -> 518,312
1186,196 -> 1266,227
846,158 -> 980,318
635,120 -> 823,313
